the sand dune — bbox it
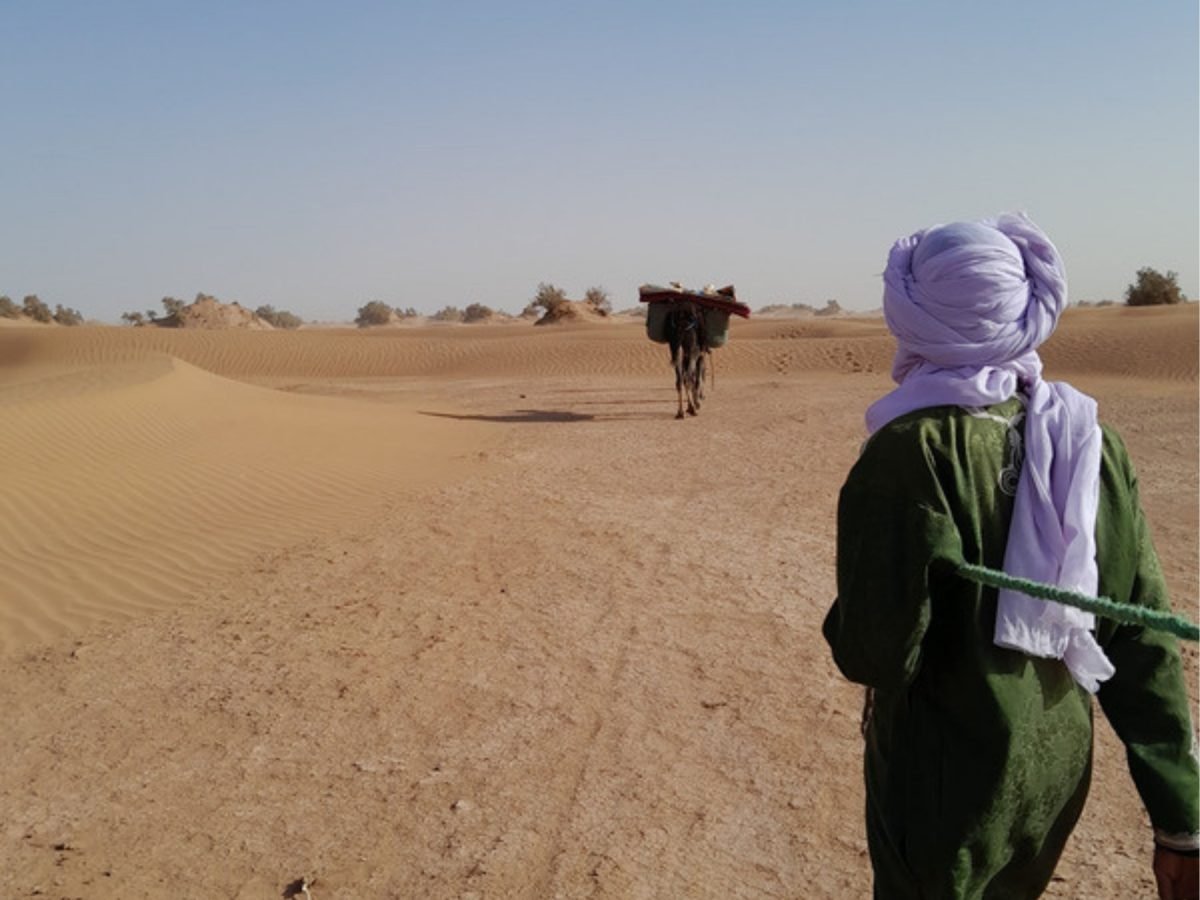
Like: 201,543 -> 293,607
0,304 -> 1192,650
1,304 -> 1192,384
0,303 -> 1195,898
0,353 -> 492,650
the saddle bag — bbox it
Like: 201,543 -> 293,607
645,301 -> 671,344
644,301 -> 732,347
704,308 -> 731,347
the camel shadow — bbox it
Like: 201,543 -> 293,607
419,409 -> 595,423
419,408 -> 669,424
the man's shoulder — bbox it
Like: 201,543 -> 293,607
865,398 -> 1024,453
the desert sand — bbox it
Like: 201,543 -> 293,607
0,305 -> 1196,899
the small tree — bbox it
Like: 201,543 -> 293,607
584,286 -> 611,316
462,302 -> 493,323
53,304 -> 83,326
430,305 -> 463,322
161,296 -> 185,318
355,300 -> 394,327
0,296 -> 18,319
22,295 -> 52,322
1125,268 -> 1185,306
121,311 -> 147,326
533,282 -> 568,313
254,305 -> 303,329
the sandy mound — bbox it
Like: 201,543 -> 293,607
462,309 -> 511,325
0,353 -> 495,649
534,300 -> 610,325
0,317 -> 57,327
1039,304 -> 1200,381
159,296 -> 273,330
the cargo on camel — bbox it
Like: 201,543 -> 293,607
640,283 -> 751,347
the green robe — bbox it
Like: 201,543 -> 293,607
823,399 -> 1199,899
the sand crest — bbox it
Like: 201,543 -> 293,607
0,350 -> 493,650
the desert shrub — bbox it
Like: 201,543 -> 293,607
584,286 -> 611,316
430,305 -> 463,322
53,304 -> 83,326
254,305 -> 303,329
813,299 -> 843,317
0,295 -> 18,318
22,295 -> 52,322
462,302 -> 493,323
532,282 -> 568,313
162,296 -> 186,317
396,306 -> 419,319
355,300 -> 394,327
121,311 -> 147,326
758,302 -> 820,314
1125,268 -> 1185,306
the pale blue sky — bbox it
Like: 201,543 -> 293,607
2,1 -> 1196,321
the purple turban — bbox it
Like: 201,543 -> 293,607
866,213 -> 1113,693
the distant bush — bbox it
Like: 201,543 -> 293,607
532,282 -> 568,314
813,299 -> 843,317
1126,268 -> 1185,306
462,302 -> 493,323
121,311 -> 147,326
254,305 -> 303,329
355,300 -> 394,327
0,295 -> 18,319
53,304 -> 84,326
162,296 -> 186,317
22,295 -> 52,322
758,302 -> 818,314
396,306 -> 419,319
430,305 -> 463,322
584,286 -> 611,316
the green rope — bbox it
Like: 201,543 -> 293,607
958,563 -> 1200,642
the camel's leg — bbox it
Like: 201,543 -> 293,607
682,349 -> 699,415
675,366 -> 686,419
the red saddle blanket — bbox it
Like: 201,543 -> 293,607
638,284 -> 751,319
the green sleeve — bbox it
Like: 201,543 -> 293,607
823,428 -> 963,690
1096,440 -> 1200,843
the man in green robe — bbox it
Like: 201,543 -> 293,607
822,215 -> 1198,899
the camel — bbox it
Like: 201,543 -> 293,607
664,302 -> 709,419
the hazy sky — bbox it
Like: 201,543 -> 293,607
3,1 -> 1197,321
